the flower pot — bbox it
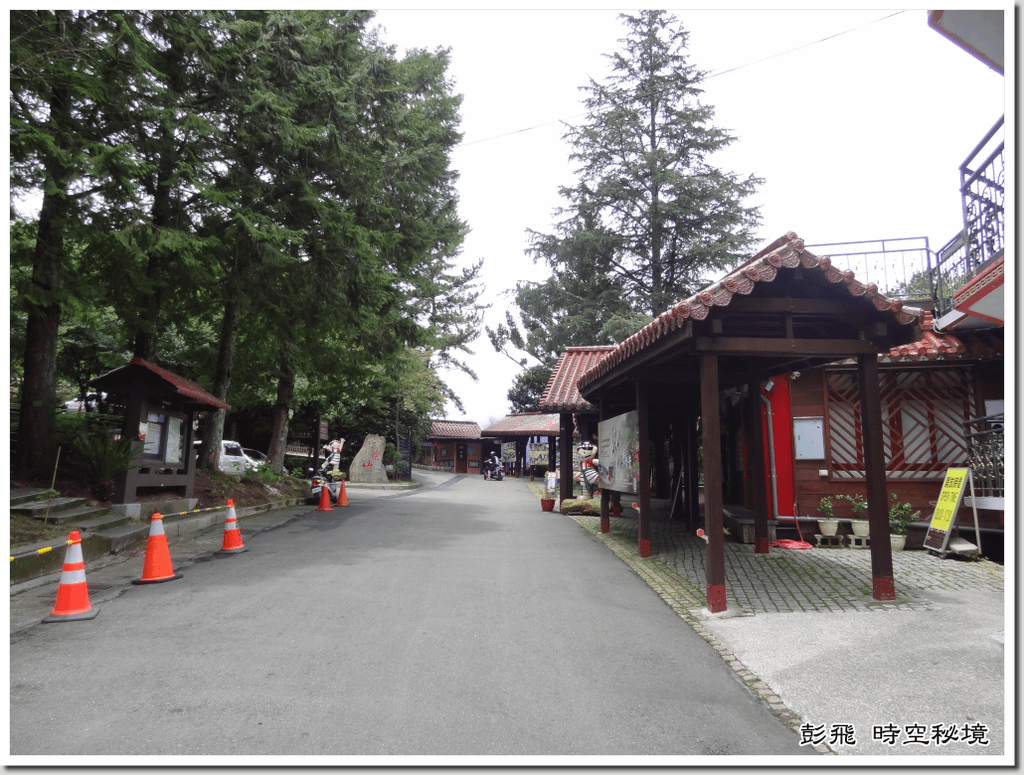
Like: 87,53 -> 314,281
818,519 -> 839,536
890,534 -> 906,551
850,520 -> 870,537
541,498 -> 556,512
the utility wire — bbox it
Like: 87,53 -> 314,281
456,11 -> 905,150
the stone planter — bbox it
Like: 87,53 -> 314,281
818,519 -> 839,536
850,519 -> 870,537
541,498 -> 556,512
890,534 -> 907,551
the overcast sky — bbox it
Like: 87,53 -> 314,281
369,6 -> 1009,428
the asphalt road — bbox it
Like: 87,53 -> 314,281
10,470 -> 815,761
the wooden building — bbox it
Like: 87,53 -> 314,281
417,420 -> 485,474
538,346 -> 617,500
575,232 -> 923,611
761,311 -> 1005,557
481,413 -> 561,479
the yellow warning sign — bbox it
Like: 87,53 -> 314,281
924,468 -> 971,552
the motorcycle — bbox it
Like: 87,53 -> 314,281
310,465 -> 340,504
484,460 -> 504,481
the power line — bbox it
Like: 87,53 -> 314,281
456,11 -> 906,150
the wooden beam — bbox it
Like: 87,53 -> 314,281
701,353 -> 727,613
559,412 -> 573,501
723,297 -> 868,315
695,336 -> 879,356
636,380 -> 652,558
858,352 -> 895,600
579,321 -> 694,395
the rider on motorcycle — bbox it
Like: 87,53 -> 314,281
483,452 -> 501,480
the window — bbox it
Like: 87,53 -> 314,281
825,367 -> 975,480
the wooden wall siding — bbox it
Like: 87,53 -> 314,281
825,366 -> 977,480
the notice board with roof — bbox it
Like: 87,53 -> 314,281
89,358 -> 231,505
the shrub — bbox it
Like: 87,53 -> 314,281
68,431 -> 135,501
888,493 -> 920,536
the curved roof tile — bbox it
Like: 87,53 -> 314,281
577,233 -> 923,390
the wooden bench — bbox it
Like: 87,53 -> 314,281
722,505 -> 778,545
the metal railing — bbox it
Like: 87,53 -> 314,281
930,116 -> 1004,317
804,236 -> 935,300
964,412 -> 1003,499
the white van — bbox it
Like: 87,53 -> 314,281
194,439 -> 257,475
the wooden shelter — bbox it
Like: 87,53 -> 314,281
481,413 -> 561,479
89,357 -> 230,506
575,233 -> 923,611
418,419 -> 484,474
539,346 -> 616,500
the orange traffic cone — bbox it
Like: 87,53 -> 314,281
42,531 -> 99,623
316,482 -> 333,511
132,513 -> 183,584
215,499 -> 247,555
336,479 -> 348,507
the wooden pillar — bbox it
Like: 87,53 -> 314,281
598,399 -> 611,532
684,393 -> 700,530
858,352 -> 895,600
701,354 -> 727,613
636,380 -> 652,558
747,381 -> 771,554
559,413 -> 573,501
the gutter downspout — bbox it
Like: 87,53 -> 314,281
761,392 -> 778,521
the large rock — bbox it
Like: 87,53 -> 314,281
348,434 -> 388,484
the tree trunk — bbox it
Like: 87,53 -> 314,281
267,359 -> 295,474
16,77 -> 71,478
17,194 -> 64,477
198,296 -> 239,471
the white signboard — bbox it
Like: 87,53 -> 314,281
597,410 -> 640,494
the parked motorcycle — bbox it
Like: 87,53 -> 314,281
310,465 -> 340,504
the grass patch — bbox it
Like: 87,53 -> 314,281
10,514 -> 78,549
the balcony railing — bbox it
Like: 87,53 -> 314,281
931,116 -> 1004,317
964,412 -> 1003,500
804,236 -> 935,300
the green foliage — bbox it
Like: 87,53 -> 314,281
241,462 -> 288,485
500,10 -> 763,370
817,496 -> 835,519
888,493 -> 920,536
507,364 -> 554,415
68,431 -> 136,501
34,489 -> 60,502
54,410 -> 123,451
11,10 -> 480,476
842,493 -> 868,515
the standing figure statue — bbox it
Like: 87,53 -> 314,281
577,441 -> 600,497
321,438 -> 345,472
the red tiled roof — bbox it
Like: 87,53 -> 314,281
878,311 -> 964,362
429,420 -> 482,439
873,311 -> 1002,363
538,346 -> 616,413
90,357 -> 230,410
481,413 -> 561,436
577,232 -> 923,391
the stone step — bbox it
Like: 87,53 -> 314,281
10,497 -> 88,518
10,487 -> 49,506
94,523 -> 152,554
67,511 -> 132,532
23,504 -> 115,525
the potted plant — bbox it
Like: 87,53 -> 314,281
845,494 -> 870,536
540,474 -> 557,512
817,496 -> 840,536
888,493 -> 919,551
